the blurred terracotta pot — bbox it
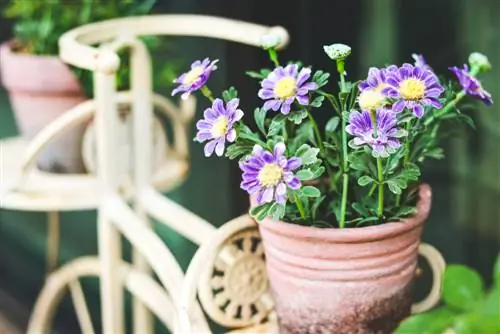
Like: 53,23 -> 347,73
0,42 -> 87,173
257,185 -> 439,334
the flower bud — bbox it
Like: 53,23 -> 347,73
260,34 -> 282,50
469,52 -> 491,71
323,43 -> 351,60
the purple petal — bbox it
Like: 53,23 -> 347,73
204,108 -> 218,120
262,187 -> 274,203
196,120 -> 213,130
296,94 -> 309,106
196,131 -> 213,142
226,98 -> 240,112
276,182 -> 286,196
262,152 -> 274,164
286,157 -> 302,171
296,68 -> 312,86
226,129 -> 236,142
413,104 -> 424,118
392,100 -> 406,113
232,109 -> 244,122
258,88 -> 275,100
204,140 -> 217,157
264,99 -> 281,111
281,101 -> 292,115
287,177 -> 301,190
212,99 -> 225,115
215,138 -> 225,156
273,142 -> 286,158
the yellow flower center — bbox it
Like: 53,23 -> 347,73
399,78 -> 426,100
375,83 -> 387,92
258,163 -> 283,187
211,116 -> 229,137
183,66 -> 204,85
274,77 -> 297,99
358,89 -> 385,110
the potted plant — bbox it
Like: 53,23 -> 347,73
173,38 -> 493,333
396,254 -> 500,334
0,0 -> 164,173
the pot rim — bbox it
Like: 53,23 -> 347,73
0,40 -> 60,59
258,183 -> 431,243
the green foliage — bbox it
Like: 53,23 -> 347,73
3,0 -> 156,55
2,0 -> 180,96
191,47 -> 491,227
222,87 -> 239,102
396,257 -> 500,334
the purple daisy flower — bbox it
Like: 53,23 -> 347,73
346,108 -> 407,158
195,98 -> 243,157
359,66 -> 398,92
412,53 -> 431,70
382,63 -> 445,118
449,64 -> 493,106
240,143 -> 302,205
258,64 -> 318,115
172,58 -> 218,100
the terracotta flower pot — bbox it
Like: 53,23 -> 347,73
257,185 -> 440,334
0,42 -> 87,173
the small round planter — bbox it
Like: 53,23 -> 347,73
257,185 -> 440,334
0,41 -> 87,173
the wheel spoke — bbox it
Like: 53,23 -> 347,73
69,280 -> 95,334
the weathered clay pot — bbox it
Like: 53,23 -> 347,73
257,185 -> 432,334
0,42 -> 87,173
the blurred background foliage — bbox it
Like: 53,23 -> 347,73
0,0 -> 499,333
1,0 -> 181,95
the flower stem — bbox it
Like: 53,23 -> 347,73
376,157 -> 384,218
307,110 -> 325,154
200,86 -> 214,102
338,68 -> 349,228
369,110 -> 384,218
294,193 -> 306,220
424,64 -> 480,126
268,48 -> 280,67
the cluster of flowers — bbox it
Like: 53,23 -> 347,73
171,39 -> 493,217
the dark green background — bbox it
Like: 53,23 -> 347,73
1,0 -> 499,333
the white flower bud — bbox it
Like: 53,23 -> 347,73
260,34 -> 282,50
323,43 -> 352,60
469,52 -> 491,71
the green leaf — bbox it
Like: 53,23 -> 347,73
325,116 -> 340,134
348,153 -> 369,172
310,95 -> 325,108
249,203 -> 273,221
386,180 -> 402,195
457,114 -> 476,129
225,142 -> 254,160
245,71 -> 265,79
296,169 -> 315,181
395,206 -> 416,218
254,108 -> 267,136
222,87 -> 238,102
268,115 -> 285,137
425,147 -> 445,160
288,109 -> 308,124
268,203 -> 286,220
443,265 -> 485,311
494,254 -> 500,287
312,70 -> 330,88
295,144 -> 320,165
311,196 -> 326,220
394,308 -> 456,334
301,186 -> 321,198
358,175 -> 374,187
310,165 -> 326,178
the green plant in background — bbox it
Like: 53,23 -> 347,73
396,254 -> 500,334
2,0 -> 180,95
